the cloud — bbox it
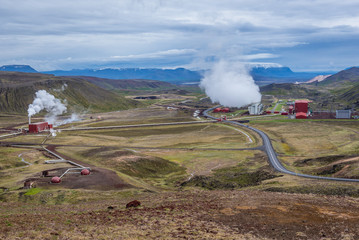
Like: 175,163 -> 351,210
1,0 -> 359,71
110,49 -> 197,60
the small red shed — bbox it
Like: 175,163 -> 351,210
288,105 -> 294,114
221,108 -> 230,113
213,108 -> 222,113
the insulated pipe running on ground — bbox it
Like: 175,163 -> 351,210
59,167 -> 91,178
41,146 -> 90,170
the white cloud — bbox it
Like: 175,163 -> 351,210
1,0 -> 359,71
110,49 -> 197,60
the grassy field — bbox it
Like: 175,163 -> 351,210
250,119 -> 359,178
45,123 -> 257,149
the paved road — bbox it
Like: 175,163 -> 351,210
203,107 -> 359,182
271,101 -> 280,113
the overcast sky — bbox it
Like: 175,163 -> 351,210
1,0 -> 359,72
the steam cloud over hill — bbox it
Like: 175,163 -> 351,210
200,61 -> 261,108
28,90 -> 67,124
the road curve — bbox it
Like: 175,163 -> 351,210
203,107 -> 359,182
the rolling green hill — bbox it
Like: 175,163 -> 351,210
317,67 -> 359,87
260,83 -> 320,98
337,83 -> 359,107
0,72 -> 143,114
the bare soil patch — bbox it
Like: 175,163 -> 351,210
1,190 -> 358,239
31,145 -> 132,190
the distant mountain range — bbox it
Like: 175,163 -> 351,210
250,67 -> 334,85
0,65 -> 38,73
0,64 -> 334,85
43,68 -> 203,84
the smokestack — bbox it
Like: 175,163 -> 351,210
29,116 -> 31,125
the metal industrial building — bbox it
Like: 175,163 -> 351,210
336,110 -> 352,119
248,103 -> 263,115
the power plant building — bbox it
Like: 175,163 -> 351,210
248,103 -> 263,115
28,122 -> 52,133
295,100 -> 309,119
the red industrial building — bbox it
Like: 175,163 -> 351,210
213,107 -> 230,113
28,122 -> 52,133
221,108 -> 230,113
295,100 -> 309,119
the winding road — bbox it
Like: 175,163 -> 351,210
203,107 -> 359,182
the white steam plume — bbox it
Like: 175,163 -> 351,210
28,90 -> 67,124
55,113 -> 80,127
200,60 -> 261,108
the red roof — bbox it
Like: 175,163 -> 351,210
295,100 -> 309,104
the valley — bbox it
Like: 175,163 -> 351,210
1,68 -> 359,239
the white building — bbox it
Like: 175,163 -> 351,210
336,110 -> 351,119
248,103 -> 263,115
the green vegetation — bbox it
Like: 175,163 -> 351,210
260,83 -> 320,98
0,148 -> 25,170
265,184 -> 359,197
183,169 -> 278,190
80,148 -> 186,179
24,188 -> 42,195
0,72 -> 143,114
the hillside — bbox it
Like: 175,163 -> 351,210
78,76 -> 175,90
337,83 -> 359,107
306,74 -> 332,83
318,67 -> 359,87
0,72 -> 142,114
260,83 -> 320,98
